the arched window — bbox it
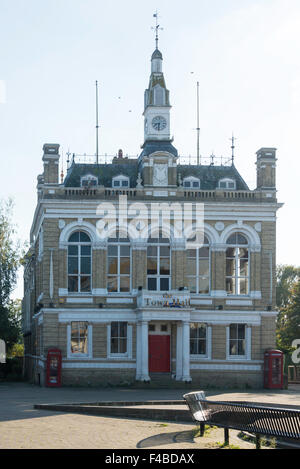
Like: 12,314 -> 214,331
68,231 -> 91,293
226,232 -> 249,295
186,235 -> 210,294
107,232 -> 131,293
147,233 -> 171,291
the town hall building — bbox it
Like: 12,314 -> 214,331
23,38 -> 281,387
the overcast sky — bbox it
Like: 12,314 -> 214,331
0,0 -> 299,299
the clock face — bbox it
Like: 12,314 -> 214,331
152,116 -> 167,131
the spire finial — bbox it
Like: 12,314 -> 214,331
152,11 -> 163,50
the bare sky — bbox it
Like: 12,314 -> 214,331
0,0 -> 299,299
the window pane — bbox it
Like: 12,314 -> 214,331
199,247 -> 209,257
239,248 -> 248,259
238,324 -> 245,339
160,278 -> 169,291
80,257 -> 91,274
239,278 -> 248,294
230,324 -> 237,339
237,234 -> 247,245
226,247 -> 235,258
147,258 -> 157,275
108,246 -> 118,256
119,322 -> 127,338
160,246 -> 170,257
111,338 -> 118,353
239,258 -> 248,276
198,325 -> 207,339
230,340 -> 237,355
121,180 -> 128,187
199,277 -> 209,294
79,232 -> 90,242
190,323 -> 198,339
148,277 -> 157,291
68,257 -> 78,274
68,245 -> 78,256
114,180 -> 120,187
226,258 -> 235,276
147,246 -> 157,257
190,339 -> 198,355
198,258 -> 209,276
108,257 -> 118,274
160,258 -> 170,275
120,257 -> 130,274
107,276 -> 118,292
120,276 -> 130,292
111,322 -> 118,337
120,245 -> 130,256
81,245 -> 91,256
187,276 -> 197,293
80,276 -> 91,292
69,232 -> 80,242
226,277 -> 234,294
198,340 -> 206,355
119,338 -> 127,353
187,249 -> 196,258
187,258 -> 196,275
68,276 -> 78,292
238,340 -> 245,356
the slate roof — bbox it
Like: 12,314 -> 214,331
177,164 -> 249,191
64,162 -> 139,188
64,156 -> 249,191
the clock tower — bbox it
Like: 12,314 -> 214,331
139,18 -> 178,189
143,47 -> 171,142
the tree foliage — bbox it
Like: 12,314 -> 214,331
0,199 -> 24,354
276,265 -> 300,355
0,199 -> 22,307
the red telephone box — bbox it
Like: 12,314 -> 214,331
264,349 -> 283,389
46,348 -> 62,387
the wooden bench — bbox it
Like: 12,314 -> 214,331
183,391 -> 300,449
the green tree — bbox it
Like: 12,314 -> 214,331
0,199 -> 24,354
276,265 -> 300,310
276,280 -> 300,355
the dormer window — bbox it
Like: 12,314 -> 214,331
183,176 -> 200,189
219,178 -> 236,190
81,174 -> 98,188
112,174 -> 130,188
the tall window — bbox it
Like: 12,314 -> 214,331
107,234 -> 131,292
68,231 -> 91,293
229,324 -> 246,357
190,323 -> 207,355
186,235 -> 210,294
147,234 -> 171,291
71,322 -> 88,354
110,322 -> 127,354
226,233 -> 249,295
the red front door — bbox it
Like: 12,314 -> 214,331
149,335 -> 170,372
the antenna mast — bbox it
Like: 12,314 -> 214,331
231,134 -> 236,165
95,80 -> 99,164
196,81 -> 200,165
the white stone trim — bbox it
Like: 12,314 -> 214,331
190,363 -> 260,371
59,220 -> 99,248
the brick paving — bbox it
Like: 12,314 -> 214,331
0,382 -> 299,449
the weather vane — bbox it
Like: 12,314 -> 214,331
152,11 -> 163,49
